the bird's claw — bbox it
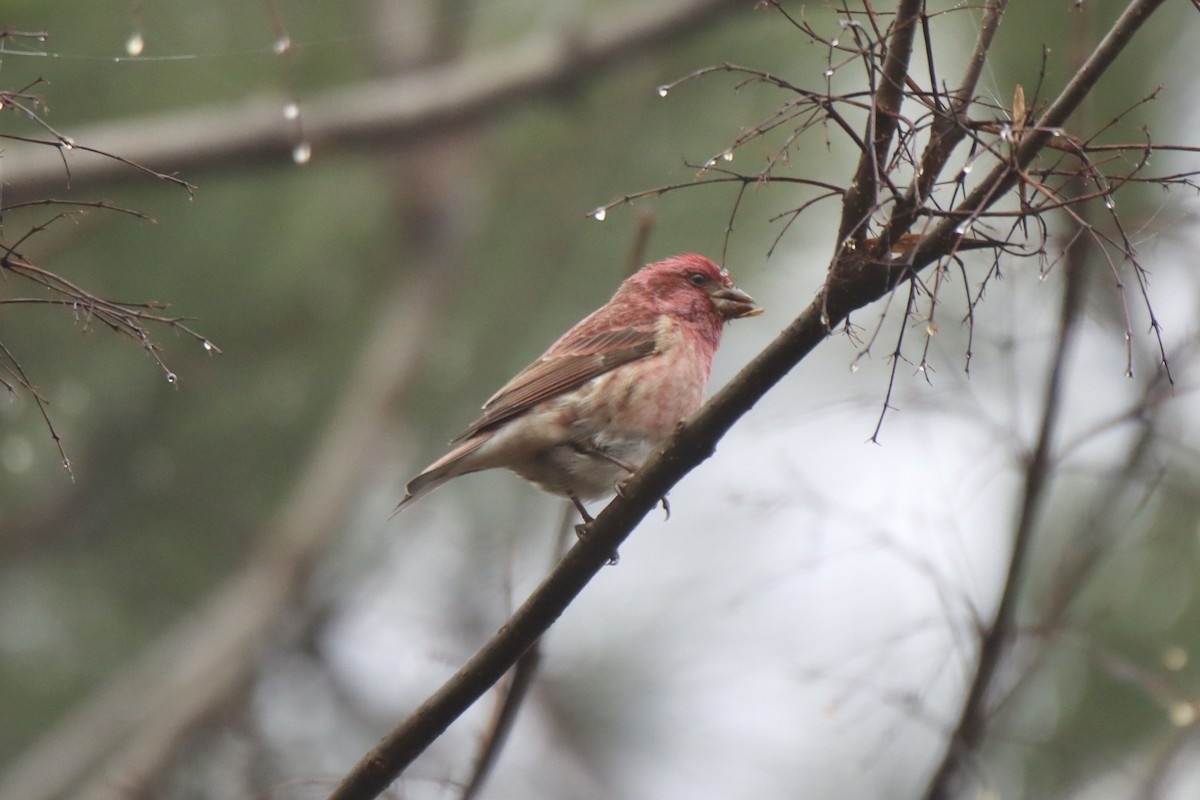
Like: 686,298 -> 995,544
613,479 -> 669,520
574,520 -> 619,565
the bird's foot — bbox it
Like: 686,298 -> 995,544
569,493 -> 619,564
573,520 -> 619,565
613,477 -> 670,521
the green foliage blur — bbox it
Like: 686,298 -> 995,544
3,2 -> 1200,798
0,0 -> 811,771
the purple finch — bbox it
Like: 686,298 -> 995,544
396,253 -> 761,522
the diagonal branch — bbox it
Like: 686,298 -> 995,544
324,2 -> 1176,798
910,0 -> 1171,269
3,0 -> 743,202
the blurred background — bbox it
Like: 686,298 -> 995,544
2,1 -> 1200,798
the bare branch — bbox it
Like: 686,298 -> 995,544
836,0 -> 924,248
324,2 -> 1183,798
3,0 -> 745,201
919,206 -> 1089,800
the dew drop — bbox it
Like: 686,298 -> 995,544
955,222 -> 971,235
830,38 -> 840,47
657,85 -> 670,97
961,163 -> 973,175
283,102 -> 300,120
62,456 -> 72,473
1124,368 -> 1134,379
125,31 -> 144,56
823,68 -> 834,78
850,362 -> 859,373
721,149 -> 734,162
1104,196 -> 1115,210
274,35 -> 291,54
202,340 -> 215,353
704,158 -> 717,169
59,136 -> 75,151
999,125 -> 1012,142
166,371 -> 178,384
591,207 -> 607,222
292,141 -> 312,164
819,312 -> 830,327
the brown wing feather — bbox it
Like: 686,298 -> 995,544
451,325 -> 659,443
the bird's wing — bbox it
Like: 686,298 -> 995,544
451,324 -> 661,443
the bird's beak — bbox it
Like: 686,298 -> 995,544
710,285 -> 763,320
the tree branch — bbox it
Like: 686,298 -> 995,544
0,270 -> 451,800
919,200 -> 1088,800
835,0 -> 924,247
3,0 -> 742,202
324,2 -> 1175,798
910,0 -> 1170,269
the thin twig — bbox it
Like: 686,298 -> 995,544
919,207 -> 1089,800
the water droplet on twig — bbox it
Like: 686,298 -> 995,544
125,32 -> 144,56
822,68 -> 834,78
657,85 -> 670,97
590,207 -> 607,222
273,35 -> 291,54
166,371 -> 178,384
283,102 -> 300,120
292,141 -> 312,164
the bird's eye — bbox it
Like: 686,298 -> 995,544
688,272 -> 707,286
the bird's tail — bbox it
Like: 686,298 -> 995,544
392,437 -> 488,517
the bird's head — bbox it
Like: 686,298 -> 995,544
634,253 -> 762,322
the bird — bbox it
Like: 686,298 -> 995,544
395,253 -> 762,527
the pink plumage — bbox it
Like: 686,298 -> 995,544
395,253 -> 761,520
